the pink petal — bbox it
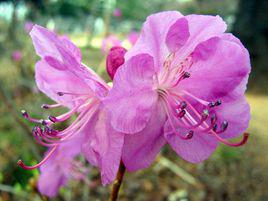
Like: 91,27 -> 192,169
122,101 -> 166,171
35,60 -> 92,108
178,37 -> 250,101
38,135 -> 83,197
173,14 -> 227,62
38,166 -> 68,197
125,11 -> 183,72
82,108 -> 124,185
164,119 -> 218,163
166,17 -> 190,52
30,25 -> 82,62
214,96 -> 250,139
104,53 -> 158,134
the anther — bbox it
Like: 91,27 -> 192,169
220,121 -> 228,132
209,100 -> 221,108
183,72 -> 190,79
41,119 -> 48,126
48,115 -> 57,123
177,110 -> 186,118
186,130 -> 194,139
215,100 -> 221,106
41,104 -> 49,109
57,92 -> 64,96
213,124 -> 218,132
180,101 -> 187,109
210,114 -> 217,124
21,110 -> 28,118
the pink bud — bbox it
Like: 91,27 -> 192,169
106,46 -> 127,80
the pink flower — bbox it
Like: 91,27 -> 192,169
101,35 -> 122,54
127,31 -> 139,46
105,11 -> 251,171
113,8 -> 122,18
18,25 -> 124,195
24,21 -> 34,33
12,50 -> 22,62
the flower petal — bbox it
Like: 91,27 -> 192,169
166,17 -> 190,52
104,53 -> 158,134
82,108 -> 124,185
125,11 -> 183,72
122,101 -> 166,171
164,120 -> 218,163
178,37 -> 250,101
35,60 -> 93,108
38,165 -> 68,197
173,14 -> 227,62
214,96 -> 250,139
38,134 -> 83,197
30,25 -> 82,62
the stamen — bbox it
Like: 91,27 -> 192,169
21,110 -> 44,124
215,121 -> 228,134
17,146 -> 58,170
176,110 -> 186,118
213,132 -> 249,147
185,130 -> 194,139
179,101 -> 187,109
41,103 -> 61,109
48,115 -> 57,123
57,92 -> 88,96
182,71 -> 190,79
208,100 -> 221,108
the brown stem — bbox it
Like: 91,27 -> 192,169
109,160 -> 126,201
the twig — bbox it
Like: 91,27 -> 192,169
109,160 -> 126,201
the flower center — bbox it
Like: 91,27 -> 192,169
157,53 -> 248,146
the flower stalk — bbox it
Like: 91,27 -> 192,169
109,160 -> 126,201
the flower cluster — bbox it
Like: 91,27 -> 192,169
19,11 -> 251,197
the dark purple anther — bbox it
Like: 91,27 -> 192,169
210,114 -> 217,124
41,104 -> 49,109
177,110 -> 186,118
208,102 -> 215,108
209,100 -> 221,108
49,115 -> 57,123
183,71 -> 190,79
215,100 -> 221,106
221,121 -> 228,132
213,124 -> 218,132
186,130 -> 194,139
44,126 -> 58,136
57,92 -> 64,96
36,126 -> 43,134
21,110 -> 29,118
180,101 -> 187,109
32,126 -> 42,135
41,119 -> 47,126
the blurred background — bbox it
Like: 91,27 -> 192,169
0,0 -> 267,200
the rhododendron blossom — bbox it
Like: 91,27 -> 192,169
105,11 -> 251,171
18,25 -> 124,196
